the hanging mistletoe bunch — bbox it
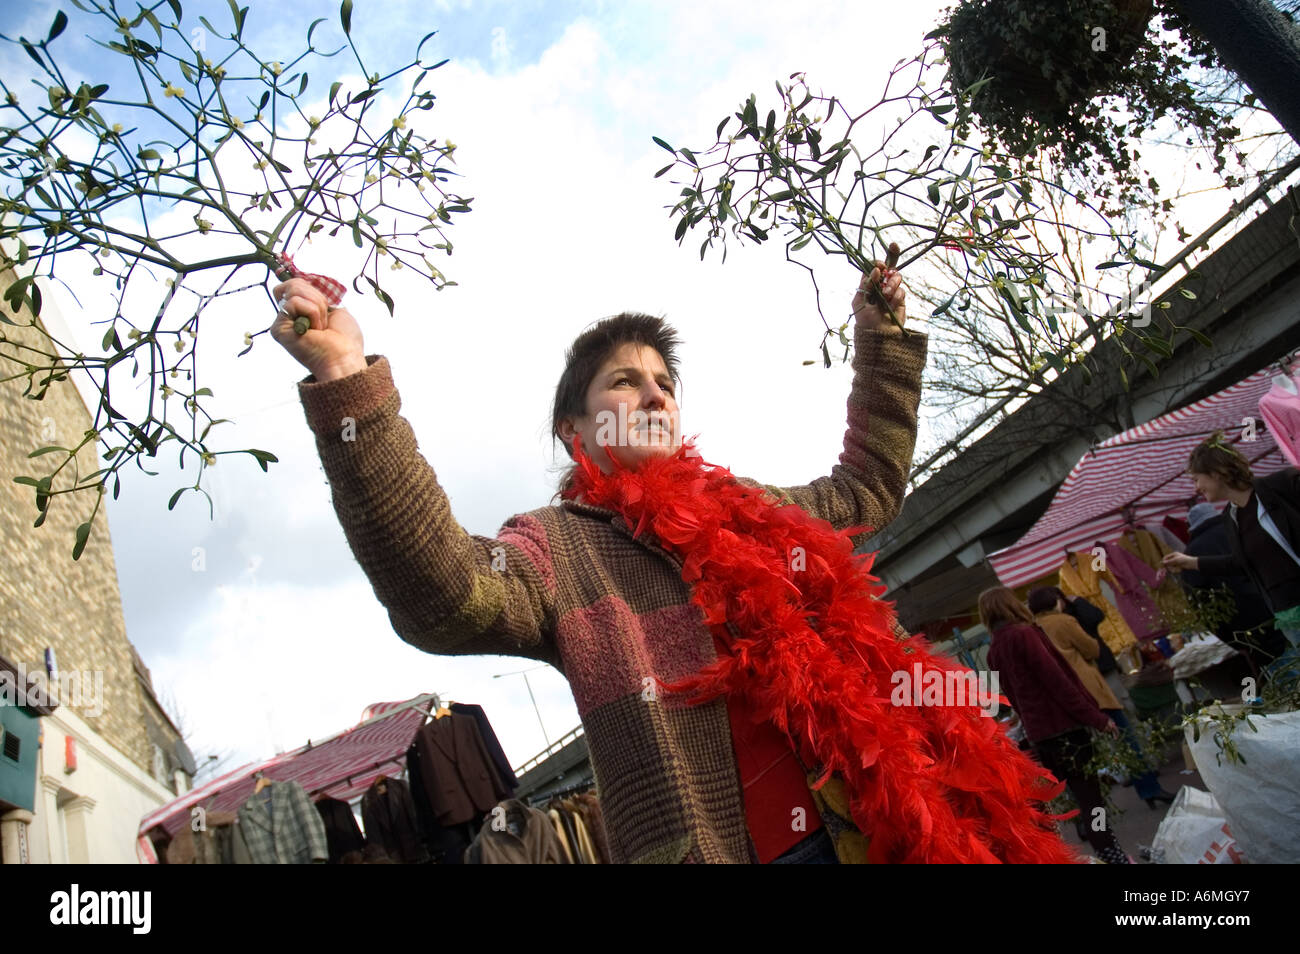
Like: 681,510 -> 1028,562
932,0 -> 1244,210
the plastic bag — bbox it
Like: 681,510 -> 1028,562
1184,708 -> 1300,863
1150,786 -> 1244,864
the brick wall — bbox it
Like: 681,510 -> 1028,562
0,266 -> 159,776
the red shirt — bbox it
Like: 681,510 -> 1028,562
712,633 -> 823,863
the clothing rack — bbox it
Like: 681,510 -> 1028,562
177,691 -> 449,819
307,693 -> 449,801
528,778 -> 597,806
308,755 -> 409,801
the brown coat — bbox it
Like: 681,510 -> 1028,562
297,326 -> 927,863
1034,610 -> 1122,711
411,713 -> 509,827
471,800 -> 570,864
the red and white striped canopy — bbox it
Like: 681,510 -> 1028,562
988,367 -> 1290,588
138,695 -> 437,842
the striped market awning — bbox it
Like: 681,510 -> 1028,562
138,694 -> 439,844
988,367 -> 1291,588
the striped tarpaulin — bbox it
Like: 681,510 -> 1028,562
138,695 -> 437,843
988,368 -> 1291,588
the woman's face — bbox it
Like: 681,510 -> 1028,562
560,342 -> 681,472
1191,470 -> 1229,503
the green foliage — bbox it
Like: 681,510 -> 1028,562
653,50 -> 1190,381
933,0 -> 1243,210
0,0 -> 468,559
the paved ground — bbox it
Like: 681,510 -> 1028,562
1058,739 -> 1206,863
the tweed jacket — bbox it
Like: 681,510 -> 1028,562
297,325 -> 928,863
235,780 -> 329,864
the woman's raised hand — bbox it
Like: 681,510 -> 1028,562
852,241 -> 906,333
269,277 -> 368,382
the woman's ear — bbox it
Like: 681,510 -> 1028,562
557,417 -> 577,457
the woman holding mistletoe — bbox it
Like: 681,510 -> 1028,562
271,252 -> 1083,864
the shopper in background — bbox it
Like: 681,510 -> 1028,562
981,587 -> 1132,865
1042,585 -> 1118,675
1163,432 -> 1300,659
1178,501 -> 1287,673
1027,588 -> 1175,810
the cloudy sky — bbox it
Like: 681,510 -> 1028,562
4,0 -> 969,779
4,0 -> 1278,784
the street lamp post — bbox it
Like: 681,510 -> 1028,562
493,666 -> 551,750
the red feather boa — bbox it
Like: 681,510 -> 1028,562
564,438 -> 1083,864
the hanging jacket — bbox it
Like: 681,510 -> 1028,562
1101,540 -> 1169,640
1119,528 -> 1193,626
315,797 -> 365,864
1259,376 -> 1300,467
410,712 -> 509,827
449,703 -> 518,791
361,777 -> 428,864
548,808 -> 576,863
164,810 -> 243,864
468,799 -> 571,864
573,792 -> 612,864
570,805 -> 601,863
235,781 -> 328,864
1058,552 -> 1139,652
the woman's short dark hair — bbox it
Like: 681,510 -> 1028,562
551,312 -> 682,475
1026,587 -> 1062,615
1186,430 -> 1253,491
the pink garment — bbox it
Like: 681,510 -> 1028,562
1101,541 -> 1169,639
1260,375 -> 1300,467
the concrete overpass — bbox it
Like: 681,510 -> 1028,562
872,192 -> 1300,630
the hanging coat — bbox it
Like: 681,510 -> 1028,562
1101,540 -> 1169,640
361,777 -> 428,864
315,796 -> 365,864
235,781 -> 328,864
1120,528 -> 1193,628
1057,551 -> 1139,652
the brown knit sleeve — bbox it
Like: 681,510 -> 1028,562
756,326 -> 927,536
298,356 -> 559,666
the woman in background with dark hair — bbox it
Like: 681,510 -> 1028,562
1179,501 -> 1284,675
1027,588 -> 1174,809
1164,431 -> 1300,659
982,586 -> 1132,864
1042,585 -> 1118,674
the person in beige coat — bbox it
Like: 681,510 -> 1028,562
1027,588 -> 1174,809
1031,608 -> 1121,711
